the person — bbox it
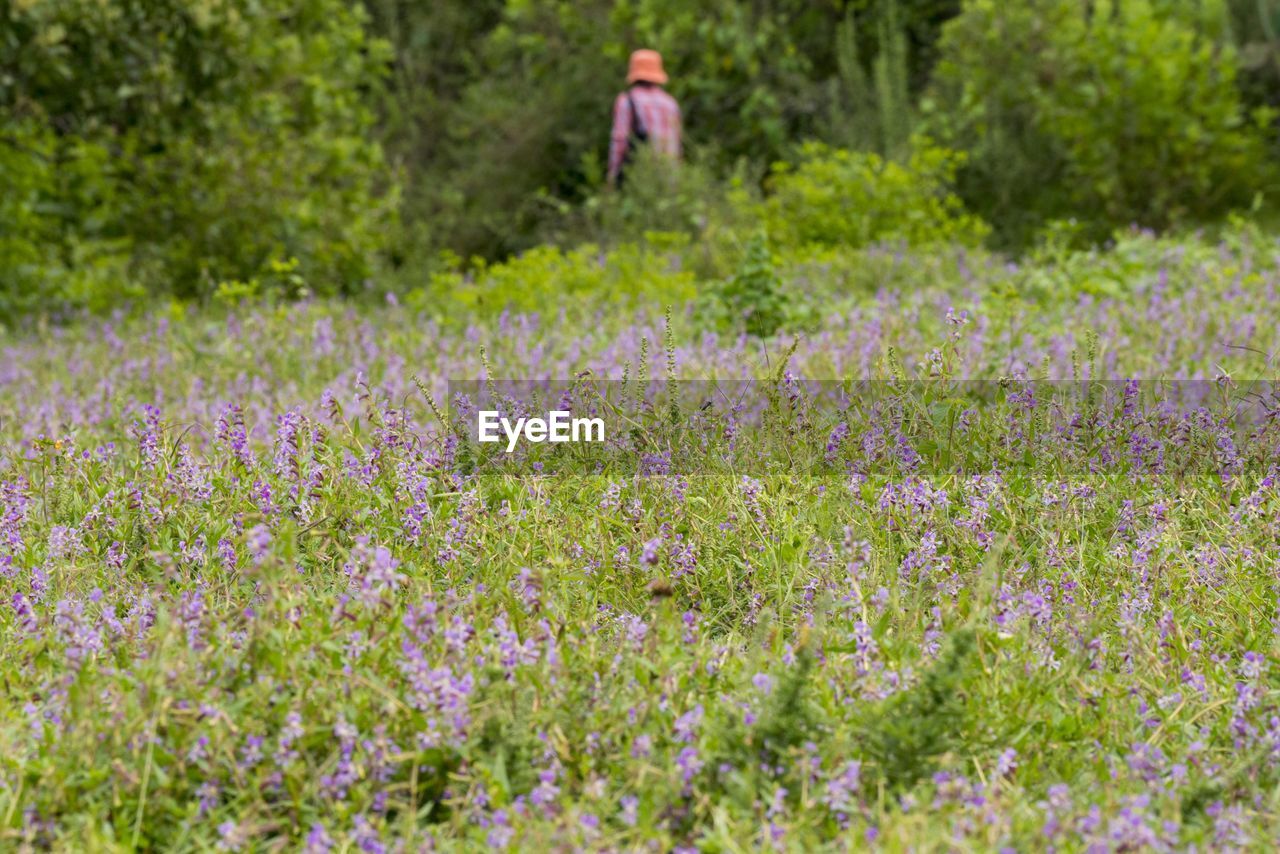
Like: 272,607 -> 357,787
607,49 -> 682,187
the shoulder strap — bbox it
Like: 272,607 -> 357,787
625,90 -> 648,141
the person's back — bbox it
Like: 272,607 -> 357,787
608,50 -> 682,187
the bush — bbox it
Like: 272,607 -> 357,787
408,238 -> 698,318
1044,2 -> 1273,228
0,0 -> 396,317
927,0 -> 1275,246
762,140 -> 989,250
701,233 -> 793,338
858,629 -> 983,793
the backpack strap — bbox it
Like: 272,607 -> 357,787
625,90 -> 649,142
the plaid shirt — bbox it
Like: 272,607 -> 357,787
608,85 -> 682,182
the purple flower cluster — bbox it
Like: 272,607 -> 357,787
4,232 -> 1280,847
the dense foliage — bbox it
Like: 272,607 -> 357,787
4,0 -> 1280,317
1,0 -> 394,315
365,0 -> 961,259
928,0 -> 1275,246
9,0 -> 1280,849
5,229 -> 1280,848
5,0 -> 1274,320
363,0 -> 1279,259
762,140 -> 987,249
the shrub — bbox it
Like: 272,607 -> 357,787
858,628 -> 982,793
927,0 -> 1275,246
0,0 -> 396,317
1043,2 -> 1273,229
550,148 -> 737,248
762,140 -> 989,250
700,233 -> 794,338
409,239 -> 698,318
822,0 -> 916,158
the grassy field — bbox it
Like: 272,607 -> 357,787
4,229 -> 1280,850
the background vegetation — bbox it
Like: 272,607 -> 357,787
4,0 -> 1280,320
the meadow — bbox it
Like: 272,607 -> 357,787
4,227 -> 1280,851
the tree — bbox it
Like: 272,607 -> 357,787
1,0 -> 396,315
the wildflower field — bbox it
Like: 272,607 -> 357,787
6,229 -> 1280,851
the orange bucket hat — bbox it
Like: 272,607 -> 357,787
627,49 -> 668,85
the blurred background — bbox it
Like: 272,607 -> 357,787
3,0 -> 1280,321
